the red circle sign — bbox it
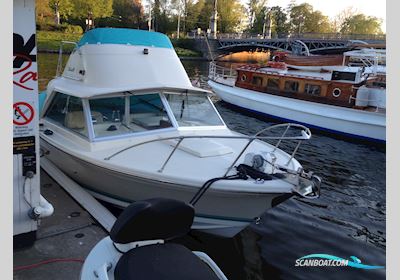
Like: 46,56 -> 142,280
13,102 -> 34,125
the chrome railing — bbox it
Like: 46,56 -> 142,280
56,41 -> 78,77
104,123 -> 311,176
208,62 -> 237,81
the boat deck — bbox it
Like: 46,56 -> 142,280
13,170 -> 107,280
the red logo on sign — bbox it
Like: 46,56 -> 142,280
13,102 -> 34,125
13,53 -> 38,91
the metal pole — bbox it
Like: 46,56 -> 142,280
148,4 -> 152,31
177,1 -> 181,39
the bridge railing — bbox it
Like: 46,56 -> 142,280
187,32 -> 386,41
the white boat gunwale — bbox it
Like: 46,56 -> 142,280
40,122 -> 307,194
209,80 -> 385,124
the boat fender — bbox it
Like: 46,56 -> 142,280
332,88 -> 341,98
44,129 -> 53,135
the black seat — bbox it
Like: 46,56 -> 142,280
110,198 -> 194,244
114,243 -> 220,280
110,199 -> 221,279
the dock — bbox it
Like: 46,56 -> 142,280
13,169 -> 108,279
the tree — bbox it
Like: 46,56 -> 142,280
183,0 -> 204,32
332,7 -> 358,33
270,6 -> 289,36
113,0 -> 144,28
70,0 -> 113,23
49,0 -> 74,25
247,0 -> 267,30
198,0 -> 245,33
289,3 -> 333,34
340,14 -> 383,34
289,3 -> 312,34
36,0 -> 52,22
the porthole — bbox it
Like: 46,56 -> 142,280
332,88 -> 341,97
241,74 -> 247,82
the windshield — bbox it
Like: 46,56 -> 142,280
89,93 -> 172,138
166,93 -> 224,127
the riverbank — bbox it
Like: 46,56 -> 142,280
37,31 -> 204,59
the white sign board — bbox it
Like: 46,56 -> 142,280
13,0 -> 40,239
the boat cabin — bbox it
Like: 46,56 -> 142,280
235,65 -> 367,108
41,90 -> 226,142
40,28 -> 227,143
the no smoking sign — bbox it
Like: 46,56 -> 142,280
13,102 -> 34,125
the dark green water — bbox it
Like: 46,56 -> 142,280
38,53 -> 386,280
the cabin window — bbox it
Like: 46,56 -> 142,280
332,71 -> 356,81
267,78 -> 280,90
44,92 -> 89,138
251,76 -> 263,87
166,94 -> 224,127
89,93 -> 172,138
128,94 -> 172,130
304,84 -> 321,96
284,81 -> 299,93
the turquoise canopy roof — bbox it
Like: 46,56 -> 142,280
77,28 -> 173,49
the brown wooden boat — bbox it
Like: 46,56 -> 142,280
272,51 -> 345,66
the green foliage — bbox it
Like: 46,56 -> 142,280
174,47 -> 201,57
36,31 -> 82,52
70,0 -> 113,21
195,0 -> 245,33
113,0 -> 144,28
270,6 -> 289,36
340,14 -> 383,34
49,0 -> 74,19
171,38 -> 196,49
64,25 -> 84,34
35,0 -> 384,37
289,3 -> 333,34
36,0 -> 53,21
247,0 -> 267,33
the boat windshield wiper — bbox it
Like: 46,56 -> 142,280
180,99 -> 185,119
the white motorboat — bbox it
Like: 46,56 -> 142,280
208,50 -> 386,143
40,28 -> 320,235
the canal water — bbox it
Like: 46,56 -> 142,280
38,54 -> 386,280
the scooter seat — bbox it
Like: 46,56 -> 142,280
114,242 -> 221,280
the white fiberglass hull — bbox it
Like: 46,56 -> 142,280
41,139 -> 291,234
209,81 -> 386,142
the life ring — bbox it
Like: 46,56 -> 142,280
332,88 -> 341,97
241,74 -> 247,82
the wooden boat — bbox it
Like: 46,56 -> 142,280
208,52 -> 386,143
272,51 -> 344,67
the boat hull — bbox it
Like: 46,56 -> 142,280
209,81 -> 386,143
41,139 -> 290,234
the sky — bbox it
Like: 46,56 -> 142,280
246,0 -> 386,31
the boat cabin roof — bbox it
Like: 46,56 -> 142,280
54,28 -> 207,98
239,65 -> 364,83
77,28 -> 174,49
